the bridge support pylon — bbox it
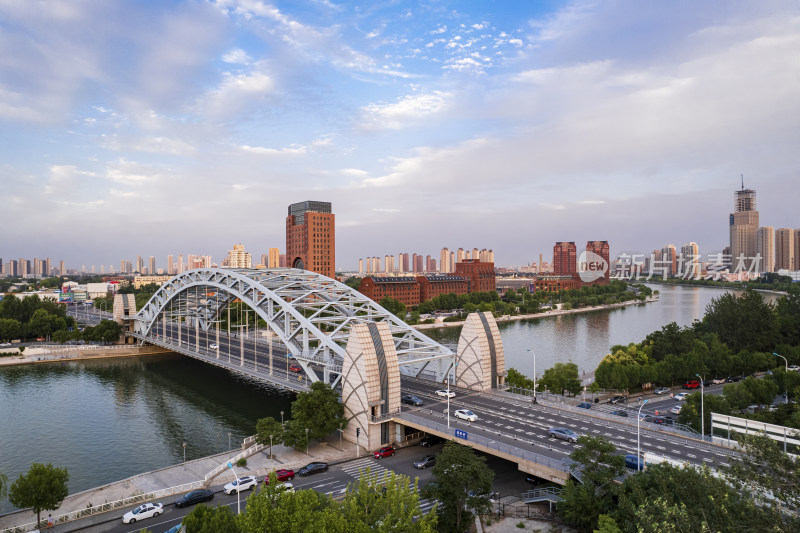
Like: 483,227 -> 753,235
342,322 -> 401,451
455,311 -> 506,391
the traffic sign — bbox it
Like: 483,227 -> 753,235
455,429 -> 468,440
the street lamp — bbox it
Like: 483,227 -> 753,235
182,442 -> 187,467
280,411 -> 284,426
696,374 -> 705,440
636,399 -> 648,472
338,423 -> 343,448
227,462 -> 241,515
305,428 -> 310,455
526,348 -> 537,400
773,353 -> 790,404
228,432 -> 232,452
447,360 -> 458,428
269,434 -> 273,460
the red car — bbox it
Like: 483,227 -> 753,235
289,364 -> 302,373
265,469 -> 295,483
682,380 -> 700,389
373,446 -> 395,459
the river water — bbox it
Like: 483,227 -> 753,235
0,284 -> 778,514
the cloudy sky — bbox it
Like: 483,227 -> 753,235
2,0 -> 798,272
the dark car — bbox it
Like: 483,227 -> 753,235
624,454 -> 644,470
401,394 -> 423,406
298,462 -> 328,476
726,375 -> 744,383
577,402 -> 592,409
419,435 -> 444,447
610,409 -> 628,417
174,489 -> 214,508
639,414 -> 654,423
413,455 -> 436,469
607,395 -> 627,404
653,416 -> 674,426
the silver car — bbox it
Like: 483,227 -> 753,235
548,427 -> 580,443
654,387 -> 670,395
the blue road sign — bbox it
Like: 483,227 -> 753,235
455,429 -> 468,440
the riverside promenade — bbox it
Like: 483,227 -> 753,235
0,438 -> 358,532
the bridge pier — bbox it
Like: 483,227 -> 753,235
341,322 -> 401,451
455,311 -> 506,391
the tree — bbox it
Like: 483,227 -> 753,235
339,470 -> 437,532
699,289 -> 778,353
8,463 -> 70,527
429,442 -> 494,532
0,471 -> 7,499
378,297 -> 406,318
239,481 -> 349,532
290,381 -> 347,442
677,393 -> 730,434
594,514 -> 622,533
256,417 -> 285,452
182,503 -> 240,533
0,318 -> 22,341
539,362 -> 581,396
558,436 -> 624,532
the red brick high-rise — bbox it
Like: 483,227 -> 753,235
455,259 -> 495,293
585,240 -> 610,283
553,242 -> 577,276
286,201 -> 335,279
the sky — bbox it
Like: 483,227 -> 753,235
2,0 -> 799,272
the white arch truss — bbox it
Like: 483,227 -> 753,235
134,268 -> 453,385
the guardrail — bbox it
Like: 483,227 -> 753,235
522,486 -> 564,502
0,481 -> 204,533
203,440 -> 265,486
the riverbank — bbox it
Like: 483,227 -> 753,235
0,345 -> 171,367
646,278 -> 788,296
414,295 -> 659,330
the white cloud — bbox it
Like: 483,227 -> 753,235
199,69 -> 274,119
239,144 -> 307,156
360,91 -> 451,130
222,48 -> 251,64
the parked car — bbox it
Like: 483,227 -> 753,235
414,455 -> 437,469
673,392 -> 690,401
0,342 -> 12,347
276,482 -> 295,493
577,402 -> 592,409
607,395 -> 627,404
209,344 -> 218,349
165,525 -> 185,533
435,389 -> 455,398
298,462 -> 328,476
174,489 -> 214,508
682,380 -> 700,389
789,365 -> 800,372
610,409 -> 628,417
653,416 -> 674,426
454,409 -> 478,422
670,405 -> 682,415
289,364 -> 302,373
548,427 -> 580,443
654,387 -> 670,395
726,375 -> 744,383
624,454 -> 645,470
419,435 -> 444,447
122,502 -> 163,524
224,475 -> 257,494
401,394 -> 424,406
265,469 -> 295,483
373,446 -> 396,459
638,414 -> 654,423
712,377 -> 727,384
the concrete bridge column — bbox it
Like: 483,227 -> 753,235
342,322 -> 401,451
455,311 -> 506,391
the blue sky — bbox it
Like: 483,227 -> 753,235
2,0 -> 799,272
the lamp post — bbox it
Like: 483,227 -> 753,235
280,411 -> 284,426
227,462 -> 241,515
269,434 -> 273,460
228,432 -> 232,452
338,423 -> 343,448
526,348 -> 537,400
773,353 -> 789,404
696,373 -> 705,440
636,399 -> 648,472
447,360 -> 458,428
305,428 -> 309,456
182,442 -> 187,467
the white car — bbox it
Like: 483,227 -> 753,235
224,475 -> 258,494
654,387 -> 670,395
712,377 -> 727,384
435,389 -> 456,399
670,405 -> 682,414
0,342 -> 12,347
789,365 -> 800,372
277,482 -> 295,493
122,502 -> 163,524
210,343 -> 218,349
673,392 -> 690,401
454,409 -> 478,422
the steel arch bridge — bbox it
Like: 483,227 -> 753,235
133,268 -> 454,387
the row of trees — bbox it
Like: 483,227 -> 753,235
0,294 -> 76,342
506,363 -> 591,397
559,433 -> 800,533
594,287 -> 800,391
177,441 -> 493,533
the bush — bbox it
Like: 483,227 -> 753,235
235,458 -> 247,467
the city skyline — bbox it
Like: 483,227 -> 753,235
2,1 -> 799,269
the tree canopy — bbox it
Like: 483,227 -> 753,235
8,463 -> 70,528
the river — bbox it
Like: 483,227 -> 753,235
0,283 -> 779,515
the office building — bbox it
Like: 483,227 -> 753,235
680,242 -> 701,278
795,230 -> 800,271
756,227 -> 774,273
585,241 -> 610,283
385,255 -> 395,274
661,244 -> 677,278
553,242 -> 577,277
268,248 -> 280,268
149,256 -> 156,276
167,255 -> 174,275
358,276 -> 421,307
729,184 -> 759,270
286,200 -> 335,279
776,228 -> 795,271
455,259 -> 495,293
440,248 -> 451,274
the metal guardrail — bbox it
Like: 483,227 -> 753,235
203,440 -> 265,485
0,481 -> 204,533
522,486 -> 564,502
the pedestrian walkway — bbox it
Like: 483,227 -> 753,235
0,439 -> 359,532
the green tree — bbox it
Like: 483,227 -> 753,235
594,514 -> 622,533
27,309 -> 55,339
256,417 -> 285,452
699,289 -> 778,353
0,471 -> 7,499
429,442 -> 494,532
0,318 -> 22,341
239,481 -> 348,532
677,393 -> 730,434
182,503 -> 240,533
539,362 -> 581,396
290,381 -> 347,442
340,470 -> 437,532
344,277 -> 362,290
558,436 -> 624,532
378,297 -> 406,318
8,463 -> 70,527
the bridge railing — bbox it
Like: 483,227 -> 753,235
395,411 -> 570,473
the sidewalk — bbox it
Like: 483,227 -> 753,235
0,438 -> 359,532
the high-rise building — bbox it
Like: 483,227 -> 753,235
414,254 -> 423,273
456,248 -> 466,263
59,260 -> 65,276
553,242 -> 577,276
472,248 -> 479,260
268,248 -> 280,268
286,201 -> 335,278
45,258 -> 51,277
775,228 -> 795,271
358,258 -> 364,274
450,252 -> 455,272
439,248 -> 451,274
177,254 -> 184,274
136,256 -> 143,273
661,244 -> 677,277
729,183 -> 759,270
167,255 -> 174,275
680,242 -> 700,278
149,256 -> 156,276
795,230 -> 800,271
756,227 -> 774,273
226,244 -> 252,268
385,255 -> 394,273
400,253 -> 409,273
586,241 -> 610,283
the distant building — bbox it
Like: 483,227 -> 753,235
134,275 -> 171,289
756,227 -> 775,273
268,248 -> 280,268
417,275 -> 469,302
533,275 -> 579,293
775,228 -> 795,271
440,248 -> 451,274
553,242 -> 577,277
455,259 -> 495,293
661,244 -> 677,277
680,242 -> 701,278
729,183 -> 759,271
585,241 -> 610,283
358,276 -> 420,307
226,243 -> 252,269
286,200 -> 335,279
